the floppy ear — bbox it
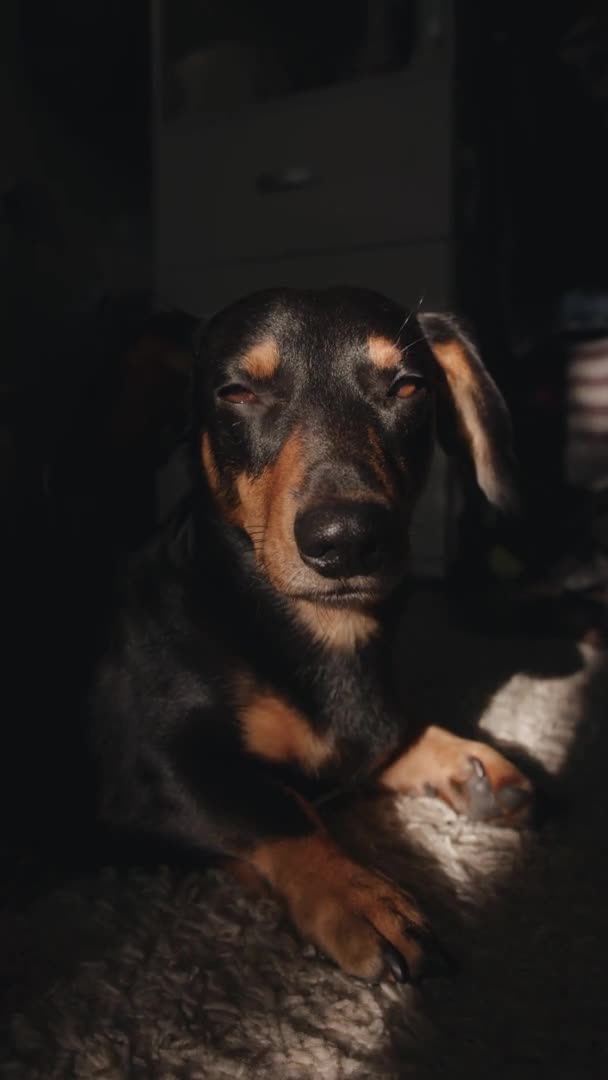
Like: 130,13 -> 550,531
418,312 -> 519,514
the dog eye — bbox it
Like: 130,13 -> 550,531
218,384 -> 259,405
389,376 -> 424,400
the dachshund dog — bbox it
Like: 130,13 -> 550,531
88,287 -> 532,983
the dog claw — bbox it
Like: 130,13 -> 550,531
383,942 -> 455,985
469,755 -> 486,781
383,944 -> 409,983
457,756 -> 496,821
302,943 -> 319,959
463,755 -> 533,825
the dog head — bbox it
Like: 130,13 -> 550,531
195,287 -> 516,644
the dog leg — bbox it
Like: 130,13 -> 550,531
167,749 -> 436,981
250,827 -> 435,982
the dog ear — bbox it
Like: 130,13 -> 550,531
418,312 -> 519,514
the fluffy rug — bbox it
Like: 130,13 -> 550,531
1,598 -> 607,1079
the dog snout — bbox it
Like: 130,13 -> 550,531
294,501 -> 397,579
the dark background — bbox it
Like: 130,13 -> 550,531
1,0 -> 607,622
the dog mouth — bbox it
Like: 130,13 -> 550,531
294,592 -> 382,610
285,570 -> 406,608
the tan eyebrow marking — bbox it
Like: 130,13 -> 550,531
367,335 -> 402,371
241,338 -> 281,380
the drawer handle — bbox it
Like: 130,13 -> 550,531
255,167 -> 318,194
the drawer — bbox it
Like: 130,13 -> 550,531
157,240 -> 452,317
157,76 -> 452,266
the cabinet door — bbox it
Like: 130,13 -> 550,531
154,1 -> 453,266
157,76 -> 451,266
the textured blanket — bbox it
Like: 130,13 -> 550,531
1,600 -> 607,1079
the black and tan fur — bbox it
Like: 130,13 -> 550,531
88,287 -> 531,982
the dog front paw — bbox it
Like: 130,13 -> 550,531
253,833 -> 441,981
380,725 -> 534,826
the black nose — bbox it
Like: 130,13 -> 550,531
294,501 -> 398,579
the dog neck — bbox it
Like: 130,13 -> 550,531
181,506 -> 407,760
